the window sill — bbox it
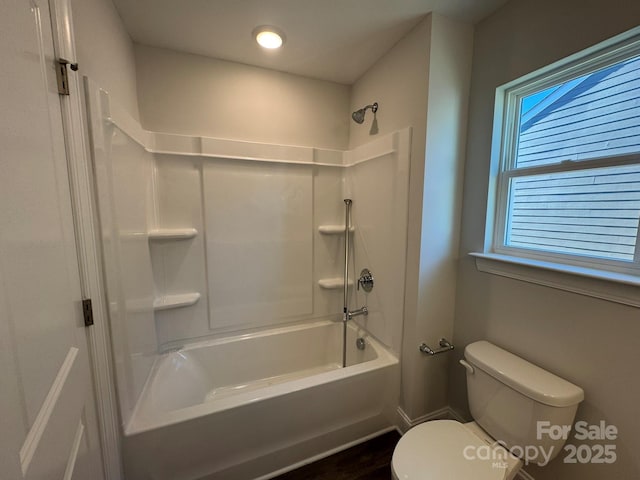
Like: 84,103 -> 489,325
469,252 -> 640,308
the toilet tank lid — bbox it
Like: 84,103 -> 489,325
465,341 -> 584,407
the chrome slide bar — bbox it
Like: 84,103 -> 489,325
343,199 -> 352,326
342,199 -> 369,367
342,199 -> 352,368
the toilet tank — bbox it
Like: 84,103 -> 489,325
463,341 -> 584,465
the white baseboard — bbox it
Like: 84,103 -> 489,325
446,406 -> 467,423
396,405 -> 464,433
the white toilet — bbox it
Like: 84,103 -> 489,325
392,340 -> 584,479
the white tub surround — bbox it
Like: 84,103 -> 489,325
124,321 -> 398,479
87,80 -> 410,351
86,80 -> 409,479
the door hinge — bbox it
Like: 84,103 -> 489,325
55,58 -> 78,96
82,298 -> 94,327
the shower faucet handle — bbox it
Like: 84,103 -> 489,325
357,268 -> 374,292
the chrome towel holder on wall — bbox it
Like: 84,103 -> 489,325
419,338 -> 454,356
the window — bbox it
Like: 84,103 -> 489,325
490,30 -> 640,276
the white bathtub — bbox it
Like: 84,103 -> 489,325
123,320 -> 399,480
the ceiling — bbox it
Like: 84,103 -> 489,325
112,0 -> 508,85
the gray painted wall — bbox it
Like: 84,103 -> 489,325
450,0 -> 640,478
72,0 -> 140,120
350,14 -> 473,421
134,45 -> 350,150
350,16 -> 434,421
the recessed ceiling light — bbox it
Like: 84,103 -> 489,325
253,26 -> 285,49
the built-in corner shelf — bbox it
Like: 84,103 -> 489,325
318,225 -> 355,235
148,228 -> 198,240
149,228 -> 200,312
318,278 -> 354,290
153,292 -> 201,311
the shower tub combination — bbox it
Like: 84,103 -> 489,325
85,82 -> 408,480
123,320 -> 399,480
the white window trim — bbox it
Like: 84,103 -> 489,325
475,26 -> 640,306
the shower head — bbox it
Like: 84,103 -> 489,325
351,102 -> 378,124
351,110 -> 365,124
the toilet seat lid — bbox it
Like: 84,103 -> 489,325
392,420 -> 507,480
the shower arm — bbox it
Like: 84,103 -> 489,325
356,103 -> 378,117
364,102 -> 378,114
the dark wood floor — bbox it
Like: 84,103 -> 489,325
273,431 -> 401,480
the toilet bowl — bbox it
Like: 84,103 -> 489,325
391,341 -> 584,479
392,420 -> 521,480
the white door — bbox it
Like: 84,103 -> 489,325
0,0 -> 106,479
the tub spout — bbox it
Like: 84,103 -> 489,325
347,306 -> 368,321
